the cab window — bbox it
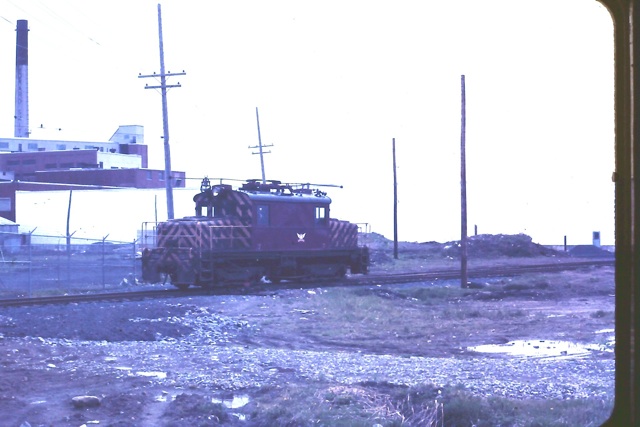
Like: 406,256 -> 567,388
315,206 -> 327,225
257,205 -> 269,226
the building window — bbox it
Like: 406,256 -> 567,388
147,171 -> 152,180
257,205 -> 269,226
7,160 -> 19,166
0,197 -> 11,211
159,171 -> 165,181
0,142 -> 9,149
21,159 -> 35,165
45,163 -> 56,169
60,162 -> 73,168
56,144 -> 66,150
27,143 -> 38,151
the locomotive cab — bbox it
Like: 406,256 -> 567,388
244,182 -> 334,252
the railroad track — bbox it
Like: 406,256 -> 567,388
359,259 -> 615,285
0,289 -> 197,307
0,259 -> 614,307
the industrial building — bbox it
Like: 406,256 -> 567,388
0,20 -> 186,231
0,125 -> 186,223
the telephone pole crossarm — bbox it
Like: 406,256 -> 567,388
139,71 -> 186,78
139,71 -> 185,89
143,84 -> 182,89
249,144 -> 273,154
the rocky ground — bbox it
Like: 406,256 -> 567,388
0,234 -> 616,426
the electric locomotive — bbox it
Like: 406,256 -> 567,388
141,178 -> 369,288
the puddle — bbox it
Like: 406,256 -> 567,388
155,391 -> 176,402
212,395 -> 250,409
136,371 -> 167,379
468,339 -> 613,358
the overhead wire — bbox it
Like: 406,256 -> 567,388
33,0 -> 102,46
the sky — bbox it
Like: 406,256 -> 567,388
0,0 -> 615,245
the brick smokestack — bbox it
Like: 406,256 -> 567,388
14,19 -> 29,138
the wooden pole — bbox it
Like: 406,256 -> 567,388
249,107 -> 273,183
256,107 -> 266,184
157,3 -> 174,219
139,4 -> 186,219
393,137 -> 398,259
460,75 -> 468,288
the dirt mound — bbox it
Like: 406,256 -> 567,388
365,233 -> 565,260
441,234 -> 563,258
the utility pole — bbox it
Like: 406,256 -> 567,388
139,3 -> 185,220
392,137 -> 398,260
460,75 -> 468,288
249,107 -> 273,184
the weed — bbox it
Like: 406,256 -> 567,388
162,393 -> 230,424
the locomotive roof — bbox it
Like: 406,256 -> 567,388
240,189 -> 331,204
237,179 -> 332,204
198,178 -> 333,204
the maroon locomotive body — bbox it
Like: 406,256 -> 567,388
142,178 -> 369,288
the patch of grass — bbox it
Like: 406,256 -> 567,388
321,290 -> 388,324
162,393 -> 230,424
242,383 -> 613,427
397,285 -> 468,303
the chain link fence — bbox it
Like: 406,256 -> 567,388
0,230 -> 144,298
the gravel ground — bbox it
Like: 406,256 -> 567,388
0,289 -> 615,427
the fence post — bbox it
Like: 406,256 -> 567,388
27,228 -> 36,298
101,234 -> 109,290
57,238 -> 61,285
132,239 -> 138,284
66,231 -> 76,288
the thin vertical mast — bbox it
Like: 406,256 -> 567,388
460,75 -> 468,288
393,137 -> 398,260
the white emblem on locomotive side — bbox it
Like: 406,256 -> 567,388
297,233 -> 306,242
